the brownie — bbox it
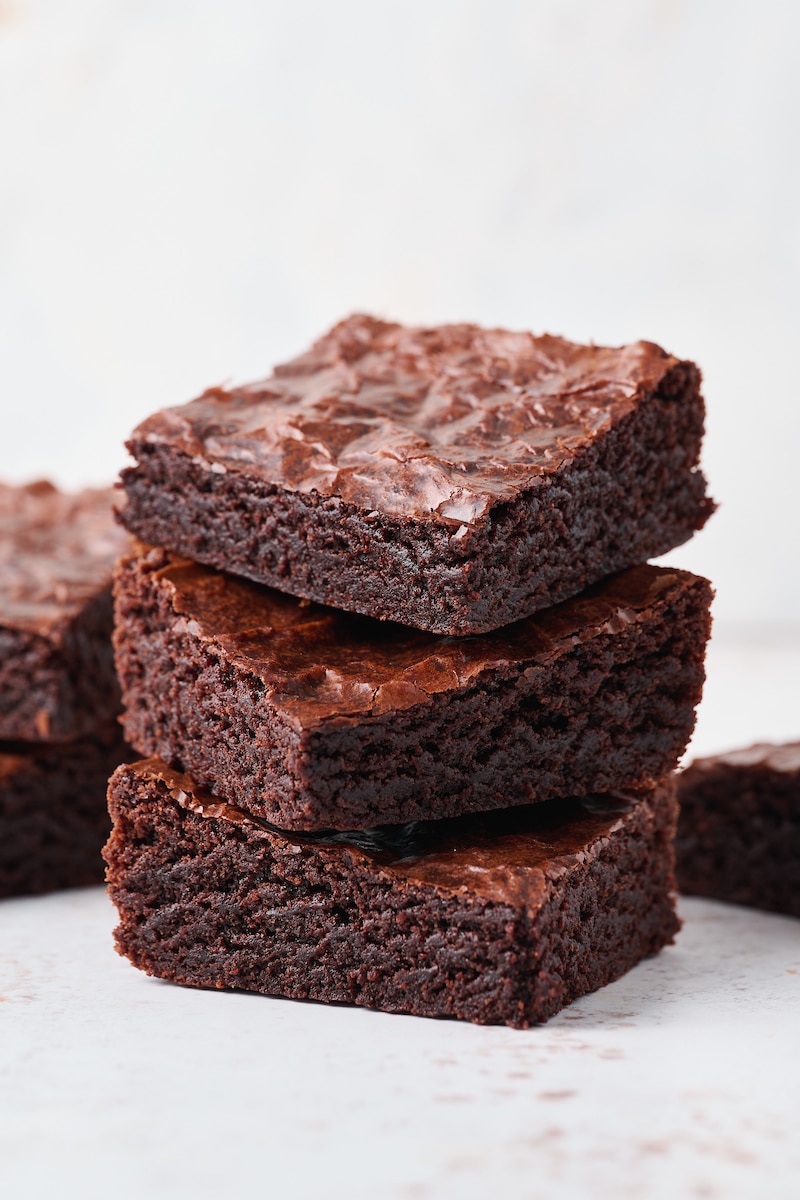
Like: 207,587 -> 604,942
114,545 -> 712,830
105,759 -> 680,1027
0,480 -> 130,741
0,724 -> 131,899
118,315 -> 714,634
676,742 -> 800,918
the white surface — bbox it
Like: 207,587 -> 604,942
1,0 -> 799,625
1,631 -> 799,1200
1,895 -> 798,1200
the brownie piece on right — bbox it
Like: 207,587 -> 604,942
676,742 -> 800,918
106,759 -> 681,1028
119,315 -> 714,634
0,480 -> 129,741
0,725 -> 130,899
115,546 -> 712,830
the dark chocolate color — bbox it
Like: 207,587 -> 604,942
130,318 -> 696,522
120,315 -> 714,633
106,760 -> 681,1027
114,545 -> 712,829
0,725 -> 132,899
0,481 -> 130,741
676,742 -> 800,917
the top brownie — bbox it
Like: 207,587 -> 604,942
120,315 -> 714,633
0,481 -> 130,741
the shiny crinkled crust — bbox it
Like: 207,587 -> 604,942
130,314 -> 687,525
119,548 -> 705,728
0,480 -> 129,635
120,315 -> 714,633
0,480 -> 130,742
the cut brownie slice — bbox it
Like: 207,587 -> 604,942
676,742 -> 800,918
105,759 -> 681,1028
0,725 -> 131,899
0,480 -> 130,741
119,315 -> 714,634
114,546 -> 712,830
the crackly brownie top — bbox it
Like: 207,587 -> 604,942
1,481 -> 129,635
132,758 -> 671,912
687,742 -> 800,776
130,546 -> 704,727
130,314 -> 689,526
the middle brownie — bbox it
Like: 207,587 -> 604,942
115,546 -> 712,830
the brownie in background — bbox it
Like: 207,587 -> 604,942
0,480 -> 132,898
0,727 -> 129,899
677,742 -> 800,918
0,481 -> 129,742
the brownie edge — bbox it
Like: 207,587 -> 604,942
105,760 -> 681,1028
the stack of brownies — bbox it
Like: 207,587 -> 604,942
105,315 -> 715,1027
0,481 -> 130,898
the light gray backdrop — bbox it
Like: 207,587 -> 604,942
1,0 -> 798,628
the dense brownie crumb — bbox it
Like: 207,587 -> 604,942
114,546 -> 712,829
0,726 -> 132,899
119,315 -> 714,634
0,480 -> 130,741
105,760 -> 681,1028
676,742 -> 800,917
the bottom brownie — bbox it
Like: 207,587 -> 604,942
676,742 -> 800,918
106,760 -> 681,1027
0,725 -> 131,899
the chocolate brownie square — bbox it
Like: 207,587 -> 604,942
0,725 -> 131,898
676,742 -> 800,918
105,759 -> 681,1027
0,481 -> 130,741
118,315 -> 714,634
114,546 -> 711,830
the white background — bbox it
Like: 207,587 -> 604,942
1,0 -> 798,628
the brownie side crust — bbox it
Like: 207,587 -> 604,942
114,547 -> 712,829
0,481 -> 130,741
676,742 -> 800,918
105,760 -> 681,1028
0,725 -> 132,899
119,316 -> 714,634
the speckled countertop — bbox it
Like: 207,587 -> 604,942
1,629 -> 799,1200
